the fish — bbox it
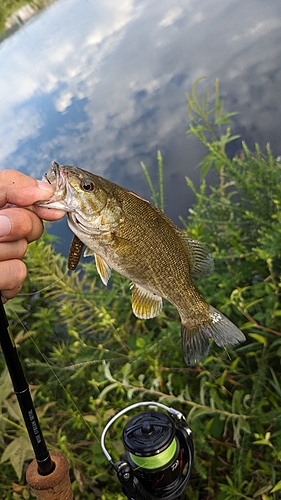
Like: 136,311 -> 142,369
37,161 -> 245,365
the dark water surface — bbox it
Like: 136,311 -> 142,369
1,0 -> 281,254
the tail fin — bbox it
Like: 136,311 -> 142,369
181,305 -> 245,366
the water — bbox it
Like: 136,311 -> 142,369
1,0 -> 281,255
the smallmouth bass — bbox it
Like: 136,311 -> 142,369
38,161 -> 245,365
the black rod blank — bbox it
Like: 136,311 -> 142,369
0,299 -> 53,476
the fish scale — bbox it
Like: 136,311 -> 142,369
37,161 -> 246,366
114,190 -> 209,321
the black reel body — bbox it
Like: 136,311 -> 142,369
101,402 -> 193,500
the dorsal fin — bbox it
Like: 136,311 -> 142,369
180,236 -> 214,277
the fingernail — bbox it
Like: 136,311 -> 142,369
0,215 -> 11,237
37,180 -> 54,193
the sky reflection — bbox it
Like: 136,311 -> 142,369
1,0 -> 281,243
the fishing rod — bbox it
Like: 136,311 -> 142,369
0,289 -> 193,499
0,299 -> 73,499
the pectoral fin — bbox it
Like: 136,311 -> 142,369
180,235 -> 214,277
84,247 -> 94,257
131,284 -> 162,319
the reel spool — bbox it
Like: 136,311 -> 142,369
101,402 -> 193,500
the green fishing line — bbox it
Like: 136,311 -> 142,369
130,438 -> 177,470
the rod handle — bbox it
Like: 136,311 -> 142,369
26,452 -> 73,500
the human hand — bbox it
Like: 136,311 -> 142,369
0,170 -> 65,302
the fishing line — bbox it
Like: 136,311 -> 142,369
19,269 -> 69,296
9,307 -> 98,441
129,438 -> 177,469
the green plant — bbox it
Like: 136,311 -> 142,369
0,1 -> 53,33
141,150 -> 165,211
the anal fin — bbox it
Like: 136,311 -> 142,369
131,284 -> 162,319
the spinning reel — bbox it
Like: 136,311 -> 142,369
101,402 -> 194,500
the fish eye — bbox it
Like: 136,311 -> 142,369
81,179 -> 95,192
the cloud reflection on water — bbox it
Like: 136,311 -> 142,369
0,0 -> 281,228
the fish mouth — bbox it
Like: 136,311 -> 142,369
68,211 -> 106,236
44,161 -> 64,190
37,161 -> 72,212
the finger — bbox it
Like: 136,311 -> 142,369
34,206 -> 66,221
0,170 -> 55,208
0,239 -> 27,261
0,208 -> 44,243
6,203 -> 66,222
0,260 -> 27,301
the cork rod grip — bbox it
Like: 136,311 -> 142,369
26,452 -> 73,500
